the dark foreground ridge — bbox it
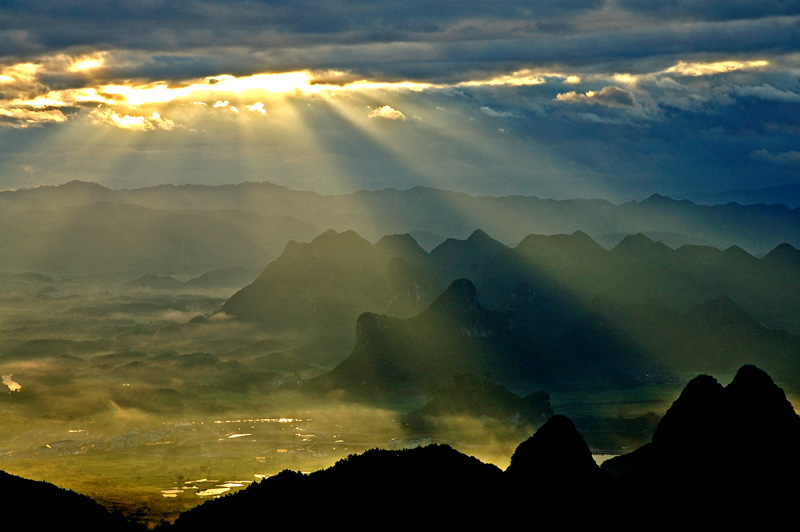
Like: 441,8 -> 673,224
2,364 -> 794,529
163,364 -> 799,530
0,470 -> 139,531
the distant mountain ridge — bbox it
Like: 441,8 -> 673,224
675,183 -> 800,209
2,180 -> 799,276
0,199 -> 320,274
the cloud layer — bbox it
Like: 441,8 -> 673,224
0,1 -> 798,200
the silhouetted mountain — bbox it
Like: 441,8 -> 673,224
0,180 -> 114,213
676,183 -> 800,209
516,229 -> 606,263
0,469 -> 140,531
513,231 -> 799,333
163,365 -> 798,529
506,414 -> 605,488
602,364 -> 800,524
248,335 -> 353,372
595,230 -> 716,249
169,444 -> 505,530
605,295 -> 800,382
557,295 -> 661,385
221,230 -> 440,335
220,226 -> 798,388
123,274 -> 183,290
313,279 -> 662,396
183,266 -> 260,288
762,242 -> 800,269
430,229 -> 507,275
409,372 -> 554,428
373,232 -> 432,268
686,295 -> 763,330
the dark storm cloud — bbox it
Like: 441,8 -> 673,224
1,1 -> 798,199
0,0 -> 602,52
617,0 -> 800,22
11,15 -> 791,88
2,0 -> 796,83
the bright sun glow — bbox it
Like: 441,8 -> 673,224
664,60 -> 769,77
0,53 -> 774,130
459,68 -> 547,87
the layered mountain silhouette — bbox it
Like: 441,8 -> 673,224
311,278 -> 661,395
3,180 -> 799,275
224,228 -> 800,334
220,228 -> 799,390
601,295 -> 800,380
166,365 -> 798,530
677,183 -> 800,209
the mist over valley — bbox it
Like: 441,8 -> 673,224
0,181 -> 798,527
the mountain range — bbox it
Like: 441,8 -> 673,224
310,277 -> 661,395
223,228 -> 800,335
2,180 -> 799,274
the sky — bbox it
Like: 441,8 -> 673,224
0,1 -> 798,201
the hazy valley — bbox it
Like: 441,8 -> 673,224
0,181 -> 798,528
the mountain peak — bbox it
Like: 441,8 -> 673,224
612,233 -> 672,254
615,232 -> 654,247
434,229 -> 504,250
651,373 -> 724,446
467,228 -> 491,241
506,414 -> 599,482
375,232 -> 419,248
515,230 -> 604,258
725,364 -> 800,429
465,229 -> 507,250
643,193 -> 670,202
427,278 -> 480,314
650,364 -> 800,450
685,295 -> 760,329
722,244 -> 754,260
59,179 -> 111,191
763,242 -> 800,266
312,228 -> 368,243
570,229 -> 593,241
306,229 -> 373,254
374,233 -> 428,262
728,364 -> 777,394
640,193 -> 693,206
